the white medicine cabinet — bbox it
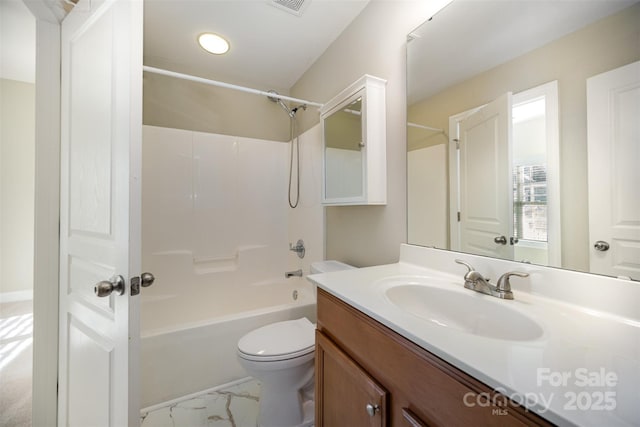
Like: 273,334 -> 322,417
320,75 -> 387,205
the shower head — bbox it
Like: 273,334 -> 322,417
268,90 -> 296,118
291,104 -> 307,115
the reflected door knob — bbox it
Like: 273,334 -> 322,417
94,275 -> 125,297
594,241 -> 610,252
494,235 -> 507,245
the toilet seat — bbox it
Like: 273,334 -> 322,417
238,318 -> 315,362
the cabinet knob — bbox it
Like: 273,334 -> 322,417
366,403 -> 380,417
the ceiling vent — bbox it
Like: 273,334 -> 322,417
269,0 -> 310,17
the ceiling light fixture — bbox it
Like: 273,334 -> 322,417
198,33 -> 230,55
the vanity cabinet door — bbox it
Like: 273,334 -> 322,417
402,408 -> 431,427
315,330 -> 388,427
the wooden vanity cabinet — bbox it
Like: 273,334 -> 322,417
315,289 -> 553,427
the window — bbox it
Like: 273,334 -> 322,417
513,164 -> 547,242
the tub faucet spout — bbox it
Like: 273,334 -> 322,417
285,269 -> 303,278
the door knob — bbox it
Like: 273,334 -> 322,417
141,272 -> 155,287
366,403 -> 380,417
494,235 -> 507,245
94,275 -> 125,297
594,240 -> 610,251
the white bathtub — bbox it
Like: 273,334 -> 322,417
140,277 -> 316,408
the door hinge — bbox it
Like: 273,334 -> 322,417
457,211 -> 461,222
454,138 -> 460,150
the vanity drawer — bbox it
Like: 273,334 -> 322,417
316,289 -> 552,427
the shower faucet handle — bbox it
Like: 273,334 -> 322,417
289,239 -> 306,259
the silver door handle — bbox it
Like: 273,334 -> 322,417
594,241 -> 610,252
141,272 -> 155,287
130,272 -> 155,296
94,275 -> 125,297
494,236 -> 507,245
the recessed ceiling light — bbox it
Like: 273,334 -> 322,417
198,33 -> 230,55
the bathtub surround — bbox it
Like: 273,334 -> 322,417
142,124 -> 324,290
140,124 -> 322,407
142,125 -> 288,278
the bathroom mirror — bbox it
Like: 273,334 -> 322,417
322,74 -> 387,205
407,0 -> 640,279
323,92 -> 365,201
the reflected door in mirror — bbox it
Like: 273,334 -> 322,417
454,93 -> 513,260
587,61 -> 640,281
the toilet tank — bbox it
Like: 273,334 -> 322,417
310,260 -> 355,274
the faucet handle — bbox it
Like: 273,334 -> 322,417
455,259 -> 484,289
495,271 -> 529,299
455,259 -> 475,273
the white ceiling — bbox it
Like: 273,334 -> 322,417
144,0 -> 370,94
0,0 -> 36,83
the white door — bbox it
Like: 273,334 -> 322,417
456,93 -> 513,260
58,0 -> 143,425
587,61 -> 640,280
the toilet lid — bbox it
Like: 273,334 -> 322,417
238,318 -> 315,360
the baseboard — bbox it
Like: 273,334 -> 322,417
0,290 -> 34,304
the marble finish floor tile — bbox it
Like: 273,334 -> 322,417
141,379 -> 261,427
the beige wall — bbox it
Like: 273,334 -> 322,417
143,72 -> 295,142
407,4 -> 640,272
291,0 -> 440,267
1,78 -> 35,295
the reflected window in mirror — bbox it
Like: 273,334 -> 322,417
511,82 -> 560,266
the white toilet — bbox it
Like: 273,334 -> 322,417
237,260 -> 355,427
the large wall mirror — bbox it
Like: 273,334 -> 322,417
407,0 -> 640,280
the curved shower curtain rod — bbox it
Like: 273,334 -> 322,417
143,66 -> 324,109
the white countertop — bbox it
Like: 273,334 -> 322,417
307,246 -> 640,426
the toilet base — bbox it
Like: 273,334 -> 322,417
257,399 -> 313,427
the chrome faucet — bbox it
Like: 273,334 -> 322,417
285,269 -> 303,278
455,259 -> 528,300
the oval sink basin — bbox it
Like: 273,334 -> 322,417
385,284 -> 544,341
